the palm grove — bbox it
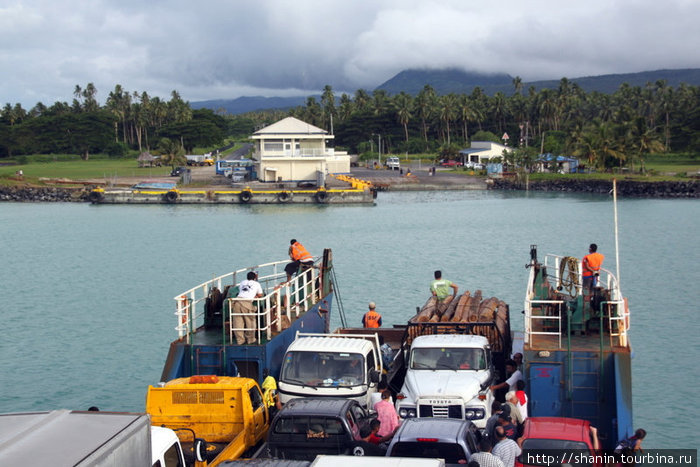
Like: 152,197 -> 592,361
1,79 -> 698,171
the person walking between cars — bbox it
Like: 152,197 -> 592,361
285,239 -> 314,282
233,271 -> 263,345
262,368 -> 282,419
430,270 -> 458,301
582,243 -> 604,291
362,301 -> 382,328
374,390 -> 401,437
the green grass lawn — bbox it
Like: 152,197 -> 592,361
1,158 -> 172,180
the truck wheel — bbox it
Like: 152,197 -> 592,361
352,445 -> 366,456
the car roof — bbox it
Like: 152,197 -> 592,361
411,334 -> 489,348
288,336 -> 374,353
395,418 -> 471,442
523,417 -> 590,441
277,398 -> 358,416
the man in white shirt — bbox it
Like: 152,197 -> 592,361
490,359 -> 523,395
233,271 -> 263,345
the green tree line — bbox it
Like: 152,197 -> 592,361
0,83 -> 228,160
2,79 -> 698,171
279,80 -> 698,170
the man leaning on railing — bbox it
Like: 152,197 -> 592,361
233,271 -> 263,345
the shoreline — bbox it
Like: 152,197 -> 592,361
1,177 -> 697,202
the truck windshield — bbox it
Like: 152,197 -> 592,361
410,348 -> 486,370
281,351 -> 365,387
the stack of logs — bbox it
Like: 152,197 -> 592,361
409,291 -> 510,350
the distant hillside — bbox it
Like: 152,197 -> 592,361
190,95 -> 315,115
375,68 -> 513,95
191,68 -> 700,114
377,67 -> 700,95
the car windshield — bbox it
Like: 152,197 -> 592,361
281,351 -> 365,387
390,442 -> 467,464
410,348 -> 487,370
521,439 -> 591,466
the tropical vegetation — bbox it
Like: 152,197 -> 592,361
1,79 -> 699,174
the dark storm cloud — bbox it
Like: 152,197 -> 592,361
1,0 -> 699,107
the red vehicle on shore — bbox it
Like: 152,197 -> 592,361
515,417 -> 601,467
439,159 -> 463,167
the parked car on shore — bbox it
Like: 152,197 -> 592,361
385,157 -> 401,170
439,159 -> 462,167
170,166 -> 188,177
465,161 -> 484,170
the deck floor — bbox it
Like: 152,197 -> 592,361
525,332 -> 630,353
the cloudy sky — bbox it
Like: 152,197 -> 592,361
2,0 -> 699,107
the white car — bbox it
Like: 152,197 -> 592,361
385,157 -> 401,170
465,161 -> 484,170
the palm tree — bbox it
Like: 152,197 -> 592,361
438,94 -> 458,145
512,76 -> 523,95
457,95 -> 475,143
158,137 -> 186,169
321,85 -> 336,132
393,92 -> 413,143
415,85 -> 436,142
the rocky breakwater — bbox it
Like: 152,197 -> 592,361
0,185 -> 87,202
490,178 -> 698,198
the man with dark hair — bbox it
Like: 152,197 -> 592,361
485,400 -> 503,440
582,243 -> 604,291
492,425 -> 521,467
490,360 -> 523,396
285,239 -> 314,281
233,271 -> 263,345
430,270 -> 458,301
470,438 -> 506,467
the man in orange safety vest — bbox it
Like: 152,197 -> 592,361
285,239 -> 314,281
582,243 -> 604,291
362,302 -> 382,328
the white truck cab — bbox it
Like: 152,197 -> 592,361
150,426 -> 186,467
278,332 -> 382,408
395,334 -> 494,429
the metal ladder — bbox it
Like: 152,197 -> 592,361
194,348 -> 224,375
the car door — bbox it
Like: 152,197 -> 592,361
248,385 -> 267,441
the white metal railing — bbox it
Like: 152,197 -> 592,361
173,257 -> 322,343
227,265 -> 319,344
525,300 -> 564,348
524,254 -> 629,347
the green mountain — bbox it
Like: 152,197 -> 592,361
376,67 -> 700,95
190,68 -> 700,114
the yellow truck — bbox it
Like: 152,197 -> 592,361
146,376 -> 270,466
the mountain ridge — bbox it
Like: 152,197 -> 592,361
191,68 -> 700,114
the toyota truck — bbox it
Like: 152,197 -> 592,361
395,334 -> 496,429
278,332 -> 382,409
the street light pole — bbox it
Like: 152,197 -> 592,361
377,134 -> 381,166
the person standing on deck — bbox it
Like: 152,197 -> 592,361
233,271 -> 263,345
430,270 -> 458,301
362,301 -> 382,328
582,243 -> 605,291
285,239 -> 314,282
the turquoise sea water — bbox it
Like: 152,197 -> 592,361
0,191 -> 698,450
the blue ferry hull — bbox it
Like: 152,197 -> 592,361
161,291 -> 333,384
523,247 -> 634,450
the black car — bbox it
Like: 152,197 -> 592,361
386,418 -> 479,466
170,166 -> 188,177
264,398 -> 382,460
